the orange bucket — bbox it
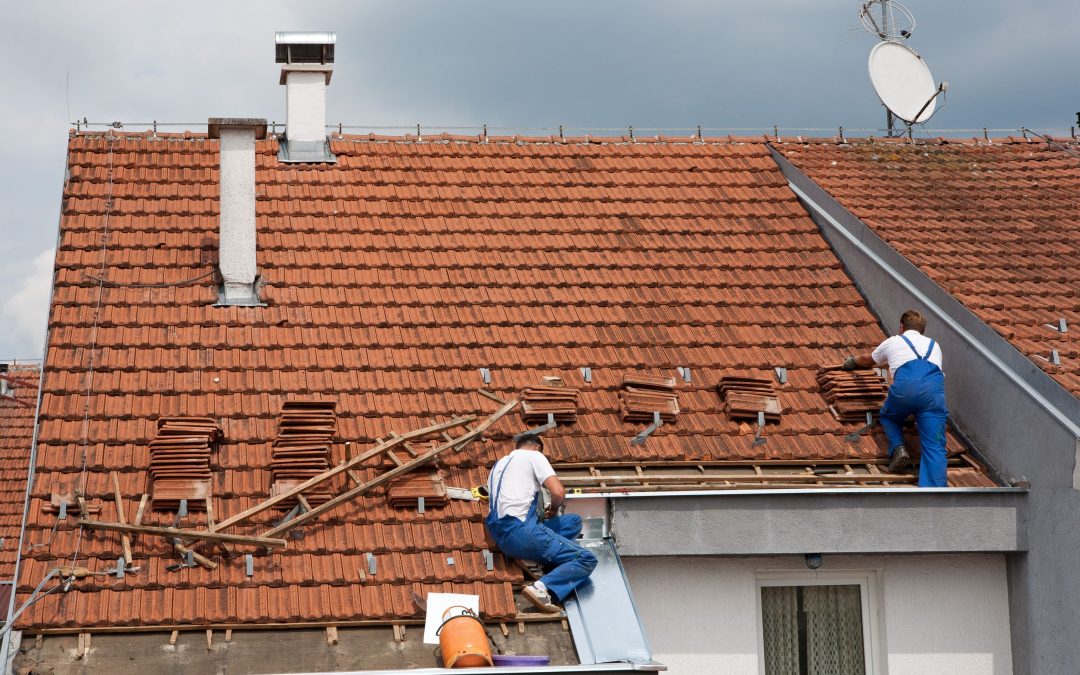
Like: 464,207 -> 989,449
437,606 -> 493,668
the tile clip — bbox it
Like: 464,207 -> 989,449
417,496 -> 425,514
677,367 -> 691,383
177,500 -> 188,518
631,411 -> 664,446
58,501 -> 68,520
366,552 -> 377,576
514,413 -> 557,442
846,411 -> 875,443
774,367 -> 788,385
580,367 -> 592,383
479,368 -> 491,385
1050,349 -> 1061,366
245,553 -> 254,577
483,549 -> 494,571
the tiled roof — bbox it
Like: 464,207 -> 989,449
0,365 -> 38,583
19,130 -> 984,630
776,136 -> 1080,397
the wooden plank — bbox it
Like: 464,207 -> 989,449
261,400 -> 518,539
28,613 -> 566,636
79,520 -> 287,549
213,416 -> 476,533
206,629 -> 213,651
560,473 -> 915,485
169,630 -> 178,645
110,472 -> 133,565
133,494 -> 149,526
225,629 -> 232,643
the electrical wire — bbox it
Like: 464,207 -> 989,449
82,267 -> 218,289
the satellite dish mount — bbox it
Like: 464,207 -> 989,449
859,0 -> 947,137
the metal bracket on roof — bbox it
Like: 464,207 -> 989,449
677,367 -> 691,383
245,554 -> 254,577
446,556 -> 455,566
479,368 -> 491,385
774,367 -> 788,385
417,497 -> 425,514
483,549 -> 494,571
846,411 -> 876,443
752,412 -> 768,448
115,557 -> 125,579
1046,318 -> 1068,333
177,500 -> 188,518
366,552 -> 377,576
514,413 -> 557,443
1050,350 -> 1061,366
580,367 -> 592,383
631,412 -> 663,446
58,502 -> 67,520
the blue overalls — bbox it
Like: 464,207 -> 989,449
484,455 -> 597,603
879,335 -> 948,487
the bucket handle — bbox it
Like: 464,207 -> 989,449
435,606 -> 480,637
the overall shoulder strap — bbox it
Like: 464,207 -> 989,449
899,334 -> 922,359
490,454 -> 517,512
923,339 -> 936,360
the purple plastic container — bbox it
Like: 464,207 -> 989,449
492,654 -> 551,667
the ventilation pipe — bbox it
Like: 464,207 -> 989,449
208,118 -> 267,306
276,31 -> 336,163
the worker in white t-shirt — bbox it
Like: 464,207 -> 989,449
842,309 -> 948,487
484,434 -> 597,612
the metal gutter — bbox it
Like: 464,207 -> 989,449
768,145 -> 1080,439
568,487 -> 1026,499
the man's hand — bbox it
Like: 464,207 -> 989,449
842,356 -> 858,371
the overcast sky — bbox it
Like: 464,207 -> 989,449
0,0 -> 1076,359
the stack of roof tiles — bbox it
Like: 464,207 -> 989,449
16,130 -> 990,632
270,400 -> 336,507
817,367 -> 889,423
776,137 -> 1080,396
387,470 -> 449,509
716,375 -> 781,423
0,365 -> 38,610
620,374 -> 680,423
520,384 -> 582,424
149,417 -> 219,511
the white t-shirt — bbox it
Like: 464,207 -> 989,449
871,330 -> 943,377
487,449 -> 557,521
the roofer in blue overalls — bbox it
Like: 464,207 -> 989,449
484,433 -> 597,612
842,310 -> 948,487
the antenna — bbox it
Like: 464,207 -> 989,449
859,0 -> 945,136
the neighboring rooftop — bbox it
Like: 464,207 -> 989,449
17,130 -> 994,632
775,135 -> 1080,397
0,364 -> 39,606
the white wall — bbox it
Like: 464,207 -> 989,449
623,554 -> 1012,675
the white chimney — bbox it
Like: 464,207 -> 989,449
208,118 -> 267,306
276,31 -> 336,163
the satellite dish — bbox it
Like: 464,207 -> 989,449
868,41 -> 939,124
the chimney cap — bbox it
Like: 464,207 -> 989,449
275,31 -> 336,65
208,118 -> 268,140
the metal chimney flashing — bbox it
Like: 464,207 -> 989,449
277,138 -> 337,164
277,64 -> 333,86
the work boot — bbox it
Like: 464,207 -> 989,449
887,445 -> 912,473
522,584 -> 560,613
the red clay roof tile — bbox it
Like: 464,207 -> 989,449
18,132 -> 988,630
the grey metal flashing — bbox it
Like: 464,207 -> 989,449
564,538 -> 654,666
277,138 -> 337,164
207,118 -> 268,140
610,490 -> 1025,556
769,145 -> 1080,439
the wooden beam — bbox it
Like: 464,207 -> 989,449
133,494 -> 149,526
27,612 -> 565,636
213,416 -> 476,533
560,472 -> 916,485
169,630 -> 179,645
206,629 -> 213,650
261,400 -> 518,539
79,520 -> 287,549
110,472 -> 133,565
